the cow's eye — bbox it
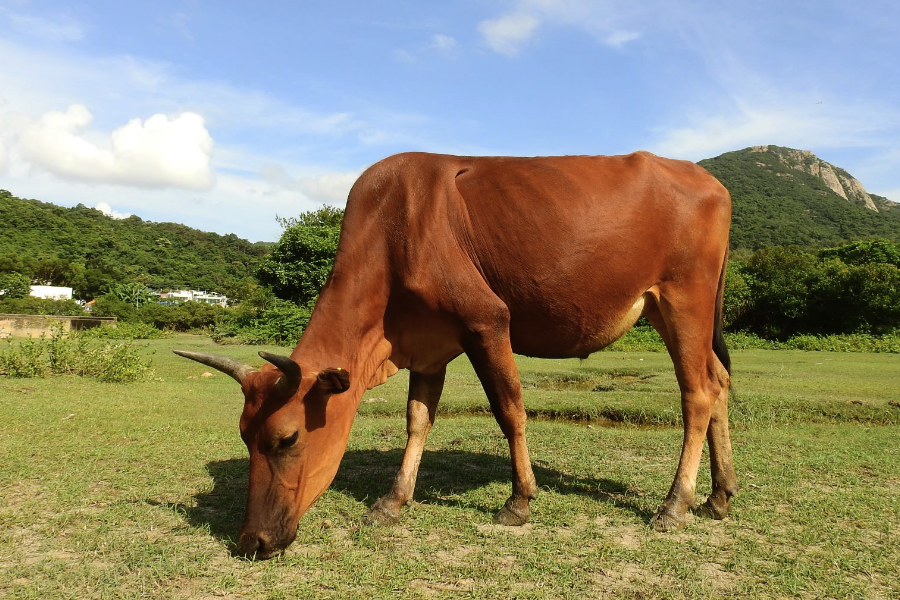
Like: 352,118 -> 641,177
278,431 -> 299,449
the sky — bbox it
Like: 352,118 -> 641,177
1,0 -> 898,242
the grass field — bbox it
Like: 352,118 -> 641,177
1,335 -> 898,599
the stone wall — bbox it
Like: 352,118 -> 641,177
0,314 -> 117,339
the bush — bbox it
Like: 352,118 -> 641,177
0,296 -> 85,316
213,296 -> 311,346
90,294 -> 137,321
80,321 -> 170,340
780,334 -> 900,353
0,325 -> 152,382
136,301 -> 224,332
727,243 -> 900,338
0,272 -> 31,299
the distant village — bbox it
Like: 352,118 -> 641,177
28,286 -> 228,309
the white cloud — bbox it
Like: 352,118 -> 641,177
478,0 -> 646,55
649,96 -> 899,162
478,12 -> 540,56
169,12 -> 193,42
259,164 -> 359,205
431,34 -> 459,57
95,202 -> 131,219
603,30 -> 640,47
4,11 -> 85,42
18,104 -> 215,190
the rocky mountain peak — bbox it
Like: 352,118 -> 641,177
749,145 -> 881,212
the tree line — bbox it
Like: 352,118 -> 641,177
0,190 -> 269,301
3,197 -> 898,344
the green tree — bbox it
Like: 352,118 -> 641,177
0,272 -> 32,299
258,207 -> 344,306
112,282 -> 154,308
818,239 -> 900,268
737,246 -> 818,338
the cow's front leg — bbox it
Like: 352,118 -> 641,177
365,368 -> 445,525
464,327 -> 537,526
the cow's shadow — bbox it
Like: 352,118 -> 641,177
175,449 -> 652,548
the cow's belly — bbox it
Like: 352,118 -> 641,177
508,293 -> 650,359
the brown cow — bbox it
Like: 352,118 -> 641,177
176,151 -> 735,559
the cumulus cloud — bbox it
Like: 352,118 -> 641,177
18,105 -> 215,190
479,12 -> 540,56
259,164 -> 359,205
95,202 -> 131,219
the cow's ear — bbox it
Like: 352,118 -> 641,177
315,367 -> 351,395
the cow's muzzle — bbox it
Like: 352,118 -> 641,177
237,529 -> 294,560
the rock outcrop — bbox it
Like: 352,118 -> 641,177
750,145 -> 880,212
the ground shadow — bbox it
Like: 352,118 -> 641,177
153,458 -> 248,553
175,448 -> 652,547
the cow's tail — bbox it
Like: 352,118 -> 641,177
712,243 -> 731,376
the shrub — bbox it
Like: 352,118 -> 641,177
0,325 -> 152,382
213,296 -> 311,346
137,301 -> 224,332
0,296 -> 85,316
80,321 -> 170,340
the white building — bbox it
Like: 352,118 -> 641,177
30,285 -> 74,300
157,289 -> 228,307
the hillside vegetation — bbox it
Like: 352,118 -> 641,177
0,189 -> 269,299
698,146 -> 900,249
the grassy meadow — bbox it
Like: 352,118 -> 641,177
1,334 -> 898,599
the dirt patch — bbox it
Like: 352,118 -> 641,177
700,562 -> 738,592
409,577 -> 475,596
475,522 -> 534,536
434,544 -> 480,566
522,368 -> 656,392
590,562 -> 675,598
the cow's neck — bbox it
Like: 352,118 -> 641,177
290,262 -> 396,404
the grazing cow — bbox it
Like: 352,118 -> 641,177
176,151 -> 735,559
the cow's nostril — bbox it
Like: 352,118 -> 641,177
238,533 -> 265,558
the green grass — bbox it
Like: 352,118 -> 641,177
1,334 -> 898,599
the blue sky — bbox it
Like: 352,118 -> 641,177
1,0 -> 898,242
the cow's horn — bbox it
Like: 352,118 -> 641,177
259,351 -> 302,397
173,350 -> 256,384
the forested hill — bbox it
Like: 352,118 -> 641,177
698,146 -> 900,250
0,190 -> 269,298
4,144 -> 900,299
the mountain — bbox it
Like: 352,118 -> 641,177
3,144 -> 899,295
698,145 -> 900,250
0,189 -> 270,297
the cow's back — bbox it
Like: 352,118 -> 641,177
341,152 -> 730,360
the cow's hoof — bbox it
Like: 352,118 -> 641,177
363,497 -> 401,525
493,499 -> 530,526
694,496 -> 731,520
650,509 -> 687,532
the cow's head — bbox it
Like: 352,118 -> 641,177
174,350 -> 351,559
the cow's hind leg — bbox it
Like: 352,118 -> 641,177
644,298 -> 726,532
364,368 -> 446,525
696,365 -> 737,520
463,310 -> 538,526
